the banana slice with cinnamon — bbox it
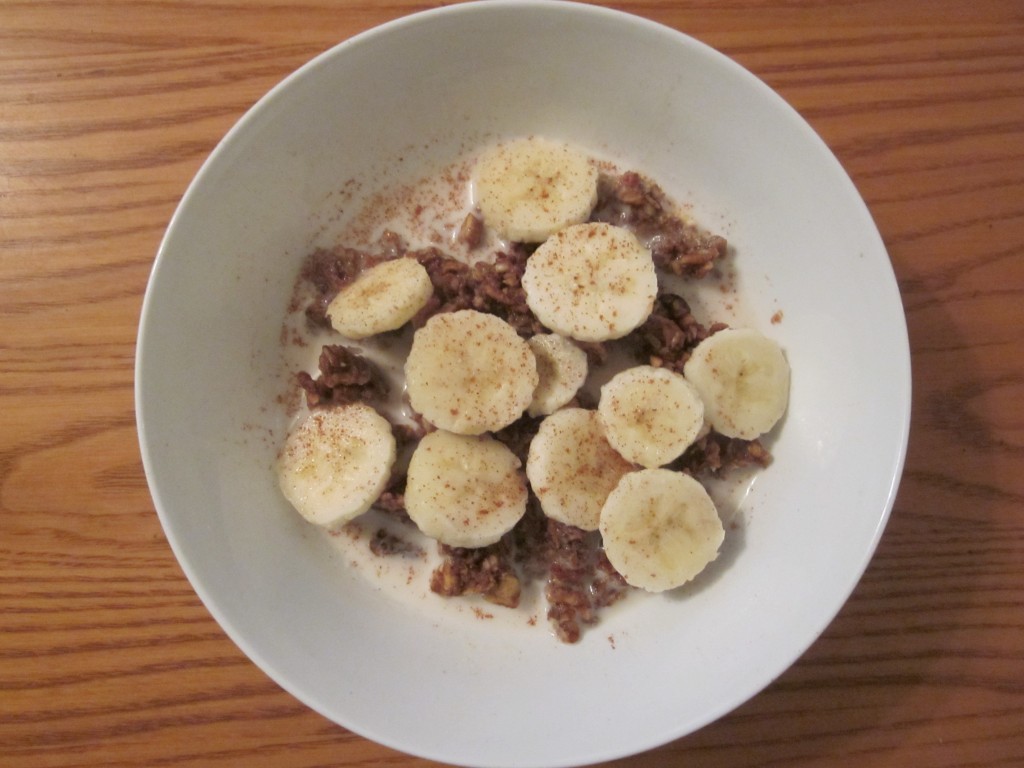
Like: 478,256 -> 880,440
405,430 -> 528,548
277,404 -> 396,528
522,222 -> 657,342
683,328 -> 790,439
600,469 -> 724,592
473,136 -> 599,243
405,309 -> 539,435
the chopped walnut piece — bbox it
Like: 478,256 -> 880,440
545,521 -> 598,643
297,344 -> 389,408
672,431 -> 772,476
630,293 -> 726,373
430,544 -> 522,608
414,247 -> 543,337
456,212 -> 485,249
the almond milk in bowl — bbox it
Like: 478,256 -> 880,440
135,2 -> 910,766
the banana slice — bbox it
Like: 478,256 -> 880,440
599,469 -> 724,592
405,309 -> 538,435
277,404 -> 396,528
683,328 -> 790,439
473,136 -> 599,243
327,257 -> 433,339
405,430 -> 528,548
598,365 -> 705,468
526,333 -> 589,417
522,222 -> 657,342
526,408 -> 635,531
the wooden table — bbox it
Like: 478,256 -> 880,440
2,1 -> 1022,766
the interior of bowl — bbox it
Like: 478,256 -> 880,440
136,2 -> 910,766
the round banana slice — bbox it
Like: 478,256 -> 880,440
526,333 -> 589,417
405,430 -> 528,548
598,365 -> 705,468
683,328 -> 790,439
405,309 -> 539,435
526,408 -> 635,531
277,404 -> 396,528
327,257 -> 433,339
599,469 -> 724,592
473,136 -> 599,243
522,222 -> 657,342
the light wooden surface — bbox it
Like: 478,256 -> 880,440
2,1 -> 1023,766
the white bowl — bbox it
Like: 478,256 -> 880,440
136,2 -> 911,766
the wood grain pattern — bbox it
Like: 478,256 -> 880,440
2,0 -> 1022,766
